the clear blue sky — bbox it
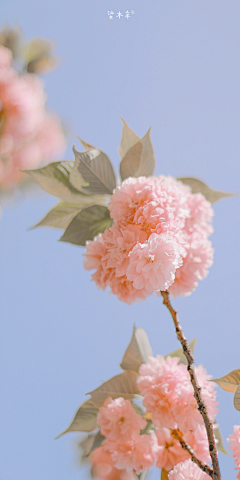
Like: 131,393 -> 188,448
0,1 -> 240,479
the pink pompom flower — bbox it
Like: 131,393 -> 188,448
89,445 -> 134,480
228,425 -> 240,479
168,459 -> 211,480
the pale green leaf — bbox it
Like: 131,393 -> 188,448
59,205 -> 112,246
234,384 -> 240,411
118,117 -> 140,160
119,128 -> 156,181
120,325 -> 153,373
212,369 -> 240,393
87,371 -> 139,407
56,398 -> 98,437
165,338 -> 196,365
214,423 -> 230,455
71,146 -> 116,195
177,177 -> 237,204
137,471 -> 148,480
78,430 -> 105,462
31,202 -> 82,229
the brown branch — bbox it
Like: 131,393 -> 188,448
171,429 -> 213,477
161,291 -> 221,480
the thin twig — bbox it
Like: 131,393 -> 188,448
161,291 -> 221,480
171,429 -> 213,477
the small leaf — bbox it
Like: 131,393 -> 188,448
137,471 -> 147,480
177,177 -> 237,204
59,205 -> 113,246
31,202 -> 82,229
56,398 -> 98,437
165,338 -> 196,365
161,469 -> 169,480
118,117 -> 140,160
214,423 -> 230,455
119,128 -> 156,181
234,384 -> 240,411
24,37 -> 59,74
120,325 -> 153,373
213,369 -> 240,393
77,136 -> 96,151
87,371 -> 139,407
71,146 -> 116,195
79,430 -> 105,461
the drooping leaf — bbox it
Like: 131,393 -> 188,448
120,325 -> 153,373
234,384 -> 240,411
177,177 -> 237,204
87,371 -> 139,407
79,430 -> 105,461
165,338 -> 196,365
118,117 -> 140,160
59,205 -> 112,246
119,128 -> 156,181
161,469 -> 169,480
31,202 -> 82,229
212,369 -> 240,392
214,423 -> 230,455
71,146 -> 116,195
56,398 -> 99,437
24,37 -> 59,74
22,161 -> 85,204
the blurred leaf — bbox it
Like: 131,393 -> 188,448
71,146 -> 116,195
59,205 -> 112,246
79,430 -> 105,461
56,399 -> 99,437
165,338 -> 196,365
234,384 -> 240,411
131,402 -> 145,416
0,24 -> 23,59
161,469 -> 169,480
119,128 -> 156,181
177,177 -> 237,204
214,423 -> 229,455
118,117 -> 140,160
120,325 -> 153,373
87,371 -> 139,407
213,369 -> 240,393
31,202 -> 82,229
137,471 -> 147,480
24,37 -> 59,74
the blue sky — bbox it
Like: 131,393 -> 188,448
0,1 -> 240,479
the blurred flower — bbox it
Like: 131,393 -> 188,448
228,425 -> 240,479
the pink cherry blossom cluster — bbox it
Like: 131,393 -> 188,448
228,425 -> 240,479
84,176 -> 214,304
88,356 -> 218,479
0,45 -> 66,189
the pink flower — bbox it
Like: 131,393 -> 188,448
89,445 -> 134,480
228,425 -> 240,479
109,432 -> 160,475
184,426 -> 211,464
0,45 -> 66,189
97,397 -> 147,443
168,459 -> 211,480
156,428 -> 189,471
127,233 -> 186,292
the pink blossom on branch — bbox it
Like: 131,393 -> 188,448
89,445 -> 134,480
168,459 -> 211,480
228,425 -> 240,479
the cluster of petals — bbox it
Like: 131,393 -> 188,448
155,425 -> 210,471
168,459 -> 211,480
84,175 -> 214,303
97,397 -> 147,443
228,425 -> 240,479
137,355 -> 218,433
89,445 -> 135,480
0,45 -> 66,189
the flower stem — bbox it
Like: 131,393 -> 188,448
160,291 -> 221,480
171,429 -> 213,476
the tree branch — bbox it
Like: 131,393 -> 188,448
161,291 -> 221,480
171,429 -> 213,477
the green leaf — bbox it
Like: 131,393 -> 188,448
212,369 -> 240,393
165,338 -> 196,365
31,202 -> 82,229
177,177 -> 237,204
59,205 -> 113,246
234,384 -> 240,411
56,398 -> 99,437
119,128 -> 156,181
214,422 -> 230,455
22,161 -> 86,204
71,146 -> 116,195
78,430 -> 105,461
120,325 -> 153,374
118,117 -> 140,160
87,371 -> 139,407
